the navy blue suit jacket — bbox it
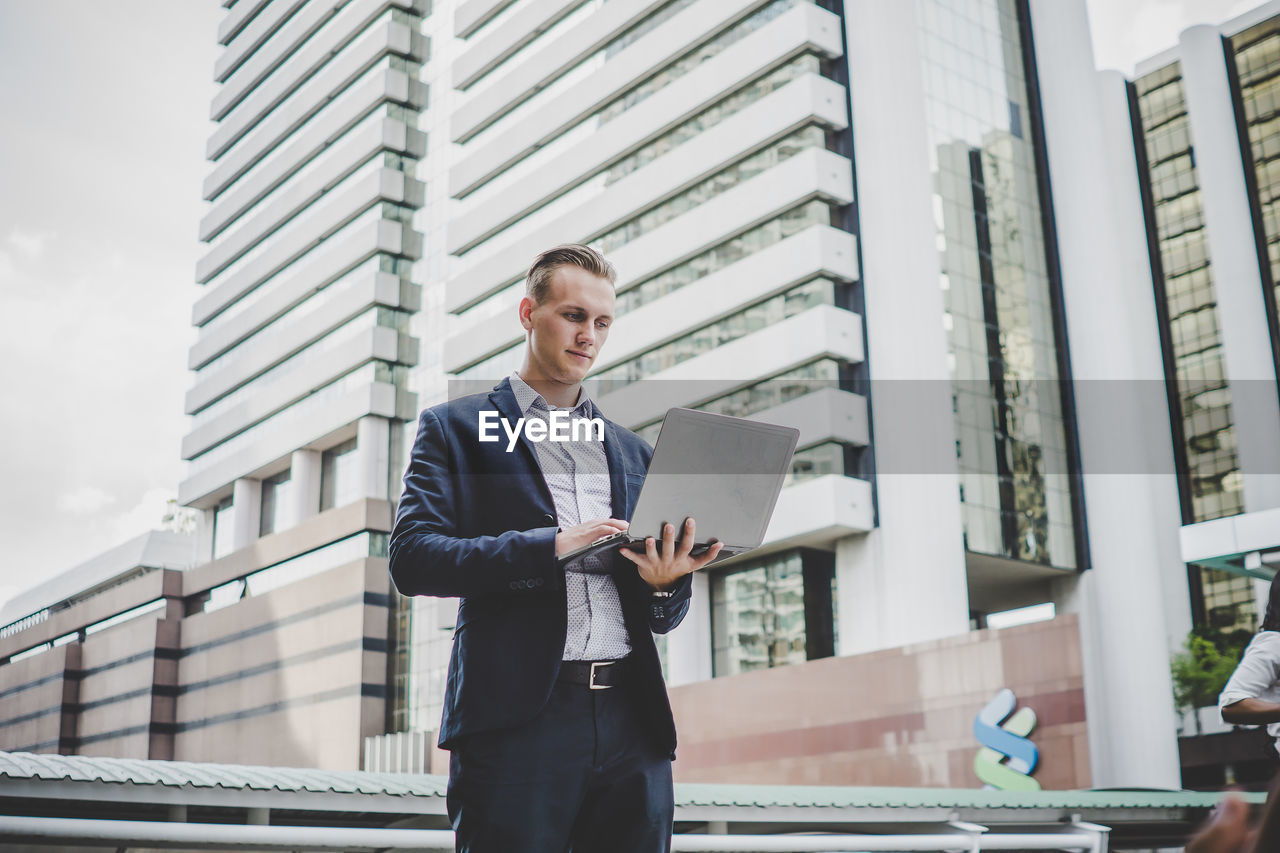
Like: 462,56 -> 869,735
388,378 -> 692,755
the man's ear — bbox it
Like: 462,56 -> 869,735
518,295 -> 535,331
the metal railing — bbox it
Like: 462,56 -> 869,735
0,815 -> 1110,852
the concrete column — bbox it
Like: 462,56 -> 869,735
289,448 -> 322,526
1027,0 -> 1182,788
841,0 -> 970,652
231,477 -> 261,551
1098,70 -> 1194,658
196,508 -> 215,564
1180,26 -> 1280,512
664,572 -> 712,686
357,416 -> 391,500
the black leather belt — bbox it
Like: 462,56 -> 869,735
557,658 -> 630,690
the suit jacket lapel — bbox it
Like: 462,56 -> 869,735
595,402 -> 630,519
488,378 -> 555,514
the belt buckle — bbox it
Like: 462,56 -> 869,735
589,661 -> 613,690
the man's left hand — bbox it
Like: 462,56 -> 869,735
617,517 -> 723,592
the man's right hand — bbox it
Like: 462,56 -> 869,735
555,518 -> 629,557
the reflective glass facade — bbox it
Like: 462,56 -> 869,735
1232,17 -> 1280,391
916,0 -> 1076,569
711,550 -> 835,676
1134,62 -> 1250,632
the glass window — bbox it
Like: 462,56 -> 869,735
594,126 -> 827,256
917,0 -> 1076,569
634,359 -> 844,444
212,497 -> 236,560
785,442 -> 847,487
84,599 -> 166,636
458,52 -> 825,244
320,438 -> 360,511
259,469 -> 293,536
591,278 -> 836,393
710,549 -> 835,677
450,201 -> 832,375
462,0 -> 804,165
199,533 -> 380,615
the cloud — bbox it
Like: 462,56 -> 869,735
7,228 -> 51,258
108,487 -> 180,545
0,584 -> 25,616
1088,0 -> 1272,74
57,485 -> 118,515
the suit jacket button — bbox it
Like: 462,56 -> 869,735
543,513 -> 555,524
509,581 -> 519,590
535,578 -> 544,587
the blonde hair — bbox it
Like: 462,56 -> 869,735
525,244 -> 617,304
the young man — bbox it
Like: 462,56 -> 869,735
389,244 -> 721,852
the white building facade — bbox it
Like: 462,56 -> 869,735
171,0 -> 1280,788
181,3 -> 428,612
397,0 -> 1205,789
177,0 -> 432,736
1129,2 -> 1280,623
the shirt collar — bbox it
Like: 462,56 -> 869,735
509,371 -> 592,416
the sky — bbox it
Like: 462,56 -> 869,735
0,0 -> 1265,614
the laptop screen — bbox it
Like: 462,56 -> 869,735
630,409 -> 798,548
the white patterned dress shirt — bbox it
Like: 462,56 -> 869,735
509,372 -> 632,661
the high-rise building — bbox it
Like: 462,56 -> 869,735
172,0 -> 430,764
1122,0 -> 1280,789
396,0 -> 1195,789
1128,1 -> 1280,634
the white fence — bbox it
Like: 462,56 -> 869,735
0,815 -> 1109,852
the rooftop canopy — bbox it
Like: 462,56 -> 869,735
0,749 -> 1258,850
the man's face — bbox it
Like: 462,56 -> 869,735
519,264 -> 615,388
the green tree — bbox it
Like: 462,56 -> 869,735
1171,632 -> 1242,735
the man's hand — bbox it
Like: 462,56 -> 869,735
618,517 -> 723,592
555,518 -> 629,557
1187,796 -> 1257,853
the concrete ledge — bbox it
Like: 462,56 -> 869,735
446,224 -> 857,373
455,0 -> 519,38
595,304 -> 865,427
450,4 -> 842,198
0,571 -> 183,663
446,146 -> 853,313
452,0 -> 769,143
178,383 -> 414,506
450,72 -> 847,254
453,0 -> 581,90
182,500 -> 393,598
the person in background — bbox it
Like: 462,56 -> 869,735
1220,573 -> 1280,757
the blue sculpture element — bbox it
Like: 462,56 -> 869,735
973,687 -> 1041,790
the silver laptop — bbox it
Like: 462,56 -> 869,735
557,407 -> 800,569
